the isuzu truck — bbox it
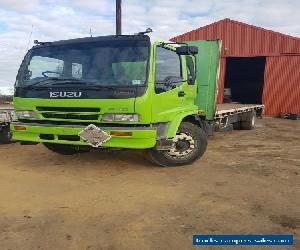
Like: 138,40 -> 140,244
12,34 -> 263,166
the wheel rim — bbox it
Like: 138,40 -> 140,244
167,132 -> 195,158
251,115 -> 255,126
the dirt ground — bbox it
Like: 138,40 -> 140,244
0,118 -> 299,250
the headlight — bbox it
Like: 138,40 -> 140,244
102,113 -> 139,122
15,110 -> 37,119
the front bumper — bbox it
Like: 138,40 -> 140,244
11,122 -> 157,149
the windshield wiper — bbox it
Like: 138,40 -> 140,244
21,78 -> 134,90
44,80 -> 134,90
50,81 -> 120,90
21,78 -> 83,89
50,80 -> 89,86
77,85 -> 119,90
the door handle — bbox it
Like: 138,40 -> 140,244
178,91 -> 186,97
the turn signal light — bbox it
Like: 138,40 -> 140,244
14,125 -> 26,131
110,131 -> 132,136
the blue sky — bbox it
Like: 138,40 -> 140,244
0,20 -> 8,33
0,0 -> 299,92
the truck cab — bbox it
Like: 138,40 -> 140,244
12,35 -> 215,166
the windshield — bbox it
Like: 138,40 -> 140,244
16,39 -> 149,87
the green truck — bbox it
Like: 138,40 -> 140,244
12,35 -> 263,166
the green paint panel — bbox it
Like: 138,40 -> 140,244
186,40 -> 220,120
12,124 -> 157,149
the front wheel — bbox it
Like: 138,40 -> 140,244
148,122 -> 207,167
0,125 -> 12,144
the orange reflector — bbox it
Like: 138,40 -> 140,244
14,125 -> 26,131
110,131 -> 132,136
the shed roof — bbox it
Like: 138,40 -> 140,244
171,18 -> 300,56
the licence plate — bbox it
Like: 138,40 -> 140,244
78,124 -> 111,147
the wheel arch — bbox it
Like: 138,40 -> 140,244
165,112 -> 204,138
182,115 -> 205,127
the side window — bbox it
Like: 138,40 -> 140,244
186,55 -> 196,84
155,46 -> 182,93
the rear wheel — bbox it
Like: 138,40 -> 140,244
0,125 -> 12,144
149,122 -> 207,167
241,111 -> 256,130
232,122 -> 241,130
232,111 -> 256,130
43,143 -> 90,155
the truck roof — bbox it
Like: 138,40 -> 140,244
32,35 -> 150,49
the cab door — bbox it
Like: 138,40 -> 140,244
151,45 -> 196,123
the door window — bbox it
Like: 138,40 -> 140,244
155,46 -> 182,93
186,55 -> 196,84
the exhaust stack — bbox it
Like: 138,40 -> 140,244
116,0 -> 122,35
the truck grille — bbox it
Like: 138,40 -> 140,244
42,113 -> 99,120
36,107 -> 100,112
36,106 -> 100,122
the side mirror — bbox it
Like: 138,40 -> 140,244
176,46 -> 198,55
187,76 -> 194,85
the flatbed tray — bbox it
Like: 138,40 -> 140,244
0,105 -> 13,111
215,103 -> 264,118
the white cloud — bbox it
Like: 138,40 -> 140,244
0,0 -> 40,12
0,0 -> 299,88
0,86 -> 13,95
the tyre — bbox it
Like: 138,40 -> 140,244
241,111 -> 256,130
232,122 -> 241,130
43,143 -> 90,155
0,125 -> 12,144
148,122 -> 207,167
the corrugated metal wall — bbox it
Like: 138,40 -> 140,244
263,56 -> 300,116
171,18 -> 300,116
216,58 -> 226,103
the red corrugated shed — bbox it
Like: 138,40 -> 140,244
171,18 -> 300,116
263,56 -> 300,116
171,18 -> 300,56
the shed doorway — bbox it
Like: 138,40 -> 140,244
224,57 -> 266,104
